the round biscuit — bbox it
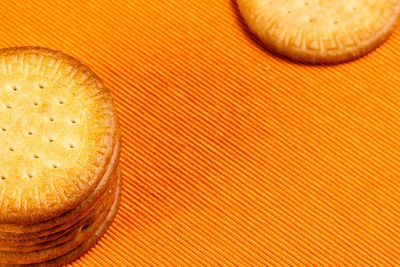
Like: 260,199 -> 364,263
0,47 -> 120,224
0,138 -> 121,235
237,0 -> 400,63
0,167 -> 119,248
0,170 -> 121,265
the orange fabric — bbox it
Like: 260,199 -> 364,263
1,0 -> 400,265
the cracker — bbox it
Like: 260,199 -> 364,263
237,0 -> 400,63
0,176 -> 117,252
0,166 -> 119,247
37,175 -> 121,267
0,47 -> 119,224
0,172 -> 121,265
0,138 -> 120,235
0,47 -> 121,265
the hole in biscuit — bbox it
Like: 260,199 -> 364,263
69,144 -> 75,149
12,86 -> 18,91
9,147 -> 14,152
49,117 -> 54,122
27,130 -> 33,135
71,119 -> 76,124
6,105 -> 11,109
52,164 -> 58,169
1,128 -> 6,132
82,225 -> 89,231
33,154 -> 39,159
48,138 -> 54,142
28,174 -> 33,178
39,84 -> 44,89
59,100 -> 64,105
33,101 -> 39,106
1,176 -> 5,180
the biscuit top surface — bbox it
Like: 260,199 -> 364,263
0,47 -> 117,224
238,0 -> 400,62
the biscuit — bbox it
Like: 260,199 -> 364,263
237,0 -> 400,63
0,172 -> 121,265
34,175 -> 121,267
0,167 -> 119,249
0,47 -> 121,265
0,47 -> 119,224
0,176 -> 117,252
0,138 -> 120,235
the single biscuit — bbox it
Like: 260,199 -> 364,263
0,47 -> 119,224
237,0 -> 400,63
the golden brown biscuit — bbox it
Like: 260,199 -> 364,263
0,137 -> 120,235
0,167 -> 119,249
0,47 -> 121,266
0,47 -> 119,224
0,179 -> 116,252
35,175 -> 121,267
237,0 -> 400,63
0,173 -> 121,265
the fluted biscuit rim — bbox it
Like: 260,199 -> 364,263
35,175 -> 121,267
0,176 -> 117,252
0,134 -> 121,234
0,164 -> 120,244
237,0 -> 400,63
0,47 -> 120,224
0,173 -> 121,264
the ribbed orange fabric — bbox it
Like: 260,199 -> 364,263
1,0 -> 400,265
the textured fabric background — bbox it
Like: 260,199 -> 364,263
1,0 -> 400,266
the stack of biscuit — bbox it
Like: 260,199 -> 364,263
0,47 -> 121,266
